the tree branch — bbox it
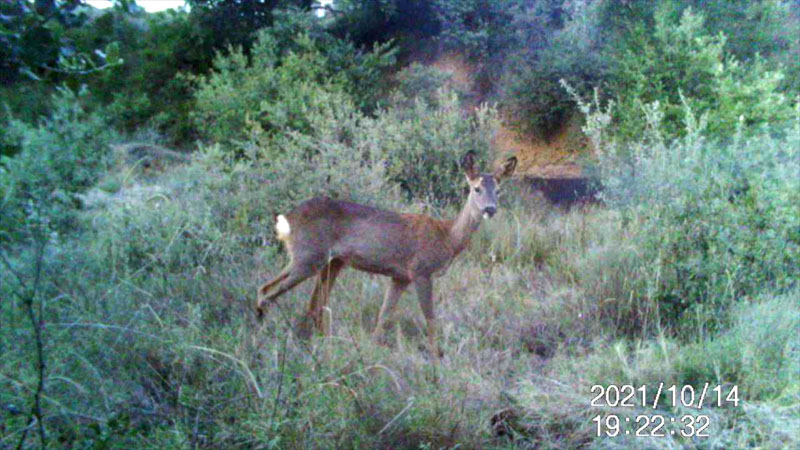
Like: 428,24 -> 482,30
311,4 -> 345,16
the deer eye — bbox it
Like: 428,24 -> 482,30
474,187 -> 481,193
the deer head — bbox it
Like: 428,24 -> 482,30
461,151 -> 518,220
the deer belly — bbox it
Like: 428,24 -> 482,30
340,247 -> 410,279
348,259 -> 405,277
329,219 -> 413,278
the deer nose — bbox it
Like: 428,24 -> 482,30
483,206 -> 497,218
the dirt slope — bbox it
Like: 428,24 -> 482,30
428,53 -> 589,179
492,118 -> 588,179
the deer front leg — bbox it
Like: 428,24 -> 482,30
414,277 -> 442,359
372,279 -> 410,344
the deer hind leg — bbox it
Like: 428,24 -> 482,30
297,258 -> 345,339
258,268 -> 290,301
414,277 -> 443,359
371,279 -> 410,344
255,257 -> 323,317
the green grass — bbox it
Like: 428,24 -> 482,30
1,154 -> 797,449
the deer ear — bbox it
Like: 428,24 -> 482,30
461,150 -> 479,180
494,156 -> 517,180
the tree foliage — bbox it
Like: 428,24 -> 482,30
187,0 -> 313,52
193,12 -> 396,146
0,0 -> 127,83
0,87 -> 117,240
608,4 -> 794,141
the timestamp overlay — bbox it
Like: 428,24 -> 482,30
589,384 -> 741,438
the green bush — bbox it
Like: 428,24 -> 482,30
390,63 -> 454,110
196,18 -> 494,206
573,84 -> 799,332
498,0 -> 607,138
220,86 -> 493,212
433,1 -> 797,140
686,0 -> 800,84
608,5 -> 795,141
0,87 -> 118,239
64,8 -> 213,144
500,59 -> 573,139
193,19 -> 395,146
368,90 -> 498,205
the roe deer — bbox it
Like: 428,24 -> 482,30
256,151 -> 517,356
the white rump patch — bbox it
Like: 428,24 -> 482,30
275,214 -> 291,238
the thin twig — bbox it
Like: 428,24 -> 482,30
311,4 -> 345,16
269,332 -> 290,431
379,397 -> 415,435
0,251 -> 29,291
4,235 -> 48,449
38,60 -> 122,76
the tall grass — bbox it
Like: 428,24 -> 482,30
2,146 -> 797,447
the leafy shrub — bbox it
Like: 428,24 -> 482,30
193,19 -> 395,146
197,16 -> 494,206
433,0 -> 531,64
240,83 -> 497,207
608,5 -> 795,141
368,90 -> 499,205
433,0 -> 797,140
573,84 -> 799,331
0,87 -> 117,239
390,63 -> 454,110
500,58 -> 573,139
65,7 -> 213,144
228,86 -> 495,212
0,0 -> 91,83
686,0 -> 800,81
498,0 -> 607,138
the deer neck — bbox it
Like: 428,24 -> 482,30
448,200 -> 481,254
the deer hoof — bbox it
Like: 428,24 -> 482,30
255,302 -> 266,320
